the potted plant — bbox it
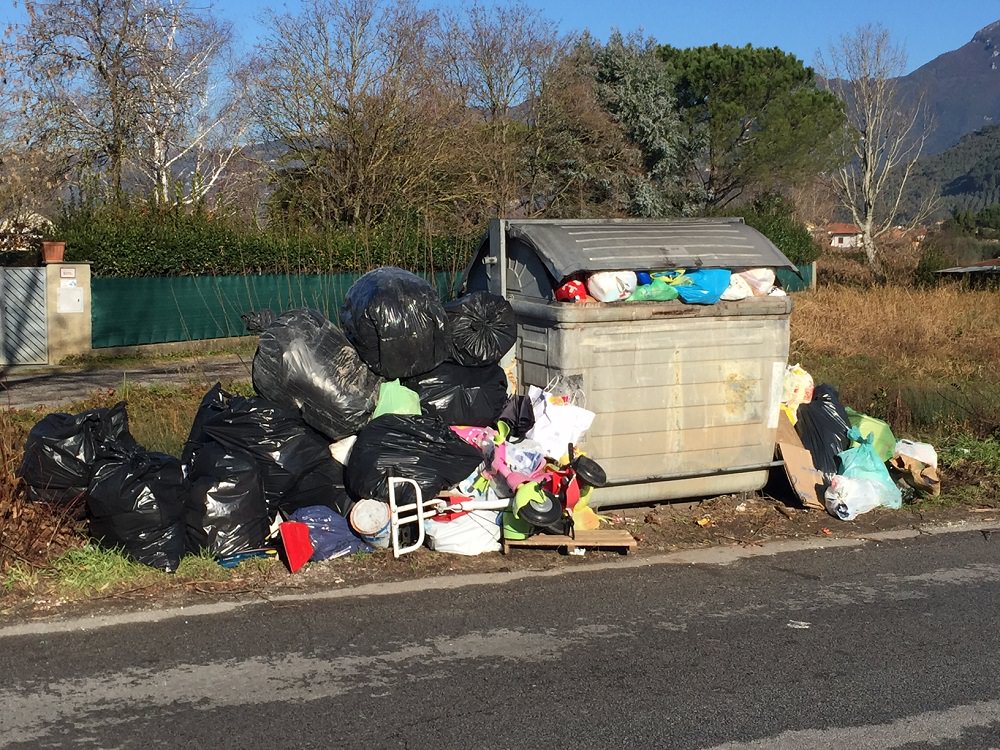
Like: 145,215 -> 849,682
41,240 -> 65,263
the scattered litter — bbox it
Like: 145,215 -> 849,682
17,252 -> 937,576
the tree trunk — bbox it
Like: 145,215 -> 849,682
861,227 -> 886,283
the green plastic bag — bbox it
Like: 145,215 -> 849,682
371,380 -> 421,419
844,407 -> 896,462
836,427 -> 902,509
626,279 -> 680,302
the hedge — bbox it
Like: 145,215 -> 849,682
56,208 -> 476,278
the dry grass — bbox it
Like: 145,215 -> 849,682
791,284 -> 1000,436
792,285 -> 1000,380
0,409 -> 86,574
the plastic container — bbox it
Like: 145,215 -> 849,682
348,498 -> 391,548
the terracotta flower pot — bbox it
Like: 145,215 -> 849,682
41,241 -> 65,264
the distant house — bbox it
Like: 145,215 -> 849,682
826,223 -> 862,248
885,225 -> 928,248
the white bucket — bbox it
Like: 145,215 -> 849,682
349,498 -> 391,548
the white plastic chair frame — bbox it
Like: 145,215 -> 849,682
387,478 -> 511,558
387,477 -> 436,558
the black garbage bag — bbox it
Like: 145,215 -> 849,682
444,291 -> 516,366
252,308 -> 382,440
280,455 -> 353,517
346,414 -> 484,505
403,362 -> 508,426
796,384 -> 852,476
87,451 -> 188,572
186,443 -> 268,558
241,309 -> 276,334
198,395 -> 336,514
181,383 -> 231,469
339,267 -> 448,379
18,401 -> 140,506
497,395 -> 536,439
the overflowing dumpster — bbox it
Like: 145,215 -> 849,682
462,218 -> 795,507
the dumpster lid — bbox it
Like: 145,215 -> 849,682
504,218 -> 795,279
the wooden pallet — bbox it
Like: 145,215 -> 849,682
502,529 -> 637,555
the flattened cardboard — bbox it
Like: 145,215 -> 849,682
777,441 -> 825,510
776,408 -> 803,449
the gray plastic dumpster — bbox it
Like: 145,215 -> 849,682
462,218 -> 795,508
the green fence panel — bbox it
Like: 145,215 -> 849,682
775,262 -> 815,292
92,272 -> 461,349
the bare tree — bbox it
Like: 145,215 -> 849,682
438,1 -> 564,219
819,24 -> 936,281
526,35 -> 648,218
132,1 -> 245,207
16,0 -> 242,207
0,36 -> 65,247
19,0 -> 150,204
249,0 -> 465,229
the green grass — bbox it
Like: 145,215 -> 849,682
1,545 -> 285,601
1,545 -> 158,596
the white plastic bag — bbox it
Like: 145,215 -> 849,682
737,268 -> 776,296
425,509 -> 501,555
894,439 -> 938,469
525,385 -> 596,459
824,474 -> 894,521
782,363 -> 814,414
329,435 -> 357,464
586,271 -> 637,303
720,274 -> 753,301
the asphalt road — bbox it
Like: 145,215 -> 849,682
2,530 -> 1000,749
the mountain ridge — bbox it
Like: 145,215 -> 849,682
898,19 -> 1000,154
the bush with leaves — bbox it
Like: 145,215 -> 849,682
738,195 -> 822,265
56,207 -> 474,278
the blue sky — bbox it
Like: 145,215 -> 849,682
4,0 -> 999,73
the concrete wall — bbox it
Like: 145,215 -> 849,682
45,262 -> 92,364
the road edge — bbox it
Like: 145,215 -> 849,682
1,520 -> 995,638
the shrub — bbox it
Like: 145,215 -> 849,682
56,206 -> 476,278
739,194 -> 822,265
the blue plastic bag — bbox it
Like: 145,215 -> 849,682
836,427 -> 902,509
289,505 -> 372,560
653,269 -> 732,305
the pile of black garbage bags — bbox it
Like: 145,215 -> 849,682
16,267 -> 519,571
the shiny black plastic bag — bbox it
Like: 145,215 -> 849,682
346,414 -> 484,505
403,362 -> 508,426
87,451 -> 188,572
497,395 -> 535,439
280,456 -> 353,517
186,444 -> 268,558
444,291 -> 516,366
18,401 -> 139,505
795,384 -> 853,476
339,267 -> 448,379
252,309 -> 382,440
198,394 -> 337,515
181,383 -> 231,468
241,308 -> 275,334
